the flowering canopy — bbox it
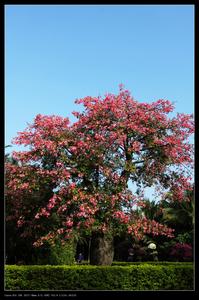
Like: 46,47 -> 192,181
5,86 -> 194,246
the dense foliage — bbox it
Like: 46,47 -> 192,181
5,263 -> 193,290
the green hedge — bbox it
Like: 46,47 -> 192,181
111,261 -> 194,266
5,263 -> 194,291
75,260 -> 194,266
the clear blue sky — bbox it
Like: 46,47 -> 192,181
5,4 -> 194,200
5,4 -> 194,147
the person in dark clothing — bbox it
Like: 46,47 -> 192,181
77,253 -> 84,263
127,248 -> 134,262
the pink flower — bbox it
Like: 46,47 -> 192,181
65,220 -> 73,227
70,146 -> 77,153
131,141 -> 141,152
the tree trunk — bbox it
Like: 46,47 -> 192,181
89,232 -> 114,265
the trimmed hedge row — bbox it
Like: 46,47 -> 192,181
5,263 -> 194,291
112,261 -> 194,266
76,260 -> 194,266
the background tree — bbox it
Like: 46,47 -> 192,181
135,187 -> 194,261
161,188 -> 194,237
5,86 -> 194,265
158,187 -> 194,261
134,198 -> 163,222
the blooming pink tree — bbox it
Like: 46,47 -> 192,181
5,86 -> 194,265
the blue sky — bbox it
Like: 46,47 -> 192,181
5,5 -> 194,199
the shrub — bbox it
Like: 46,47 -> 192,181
111,261 -> 193,266
170,243 -> 193,261
32,239 -> 76,265
5,263 -> 193,291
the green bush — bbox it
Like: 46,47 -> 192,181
79,261 -> 193,266
32,239 -> 76,265
5,263 -> 193,290
111,261 -> 193,266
